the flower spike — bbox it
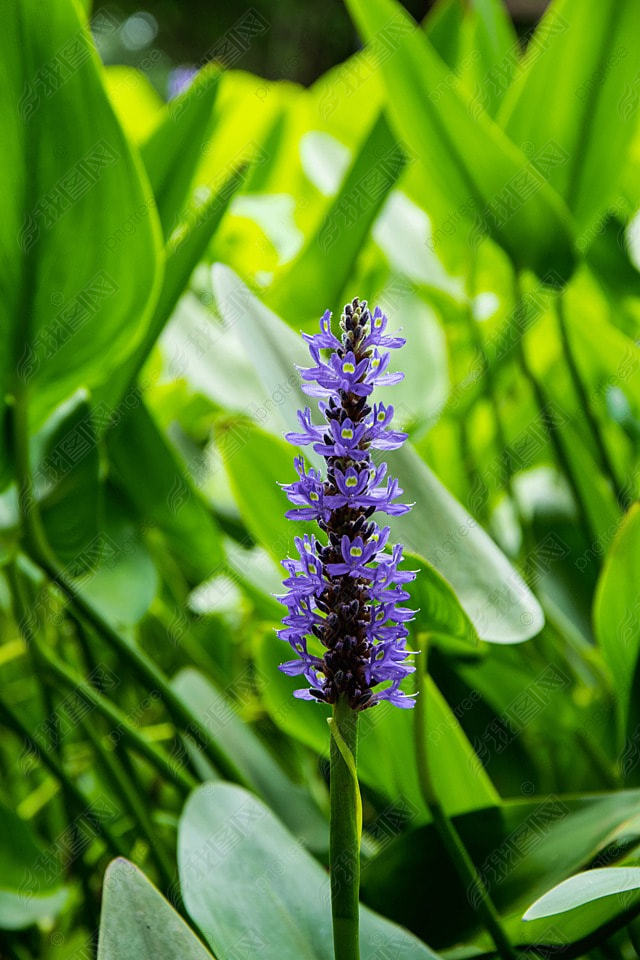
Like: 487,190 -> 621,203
278,298 -> 416,710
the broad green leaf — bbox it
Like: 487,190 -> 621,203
387,444 -> 543,642
362,791 -> 640,948
171,668 -> 328,851
107,399 -> 224,583
33,391 -> 101,575
179,782 -> 441,960
267,111 -> 406,323
405,549 -> 479,653
98,858 -> 214,960
141,65 -> 220,237
523,867 -> 640,921
213,267 -> 544,643
0,0 -> 162,428
256,630 -> 498,819
498,0 -> 640,242
344,0 -> 576,280
0,798 -> 69,929
594,504 -> 640,740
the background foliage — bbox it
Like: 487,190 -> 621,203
1,0 -> 640,958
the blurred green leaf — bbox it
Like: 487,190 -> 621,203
516,865 -> 640,949
34,391 -> 101,576
594,504 -> 640,742
0,798 -> 69,930
344,0 -> 576,280
405,549 -> 479,653
438,0 -> 520,117
100,166 -> 246,411
98,858 -> 214,960
179,782 -> 442,960
267,111 -> 406,322
172,667 -> 328,851
107,399 -> 224,583
217,417 -> 314,563
73,489 -> 158,627
141,65 -> 220,238
499,0 -> 640,242
104,65 -> 163,143
0,0 -> 162,428
362,790 -> 640,948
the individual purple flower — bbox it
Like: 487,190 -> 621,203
278,298 -> 417,710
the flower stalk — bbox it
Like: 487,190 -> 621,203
329,696 -> 361,960
279,298 -> 417,960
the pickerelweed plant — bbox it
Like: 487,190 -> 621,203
279,297 -> 417,711
278,298 -> 417,960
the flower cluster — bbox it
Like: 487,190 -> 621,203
278,298 -> 417,710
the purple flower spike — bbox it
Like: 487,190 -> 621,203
278,298 -> 417,710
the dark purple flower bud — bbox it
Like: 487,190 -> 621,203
278,298 -> 417,710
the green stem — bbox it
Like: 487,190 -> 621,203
9,383 -> 250,790
25,625 -> 196,794
414,640 -> 517,960
78,712 -> 176,891
329,696 -> 360,960
556,295 -> 629,510
0,697 -> 126,859
7,561 -> 177,894
512,279 -> 597,546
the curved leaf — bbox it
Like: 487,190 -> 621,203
179,782 -> 441,960
98,859 -> 214,960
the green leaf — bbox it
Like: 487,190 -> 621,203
594,504 -> 640,741
256,630 -> 498,819
498,0 -> 640,242
523,867 -> 640,921
98,858 -> 214,960
0,798 -> 69,930
213,267 -> 544,643
100,165 -> 246,411
405,549 -> 479,653
387,443 -> 543,643
344,0 -> 576,280
362,790 -> 640,948
73,489 -> 158,627
216,418 -> 314,563
1,0 -> 162,428
171,668 -> 328,851
107,399 -> 224,583
179,782 -> 442,960
33,390 -> 101,575
457,0 -> 519,117
104,65 -> 163,143
212,263 -> 311,440
267,111 -> 406,322
141,65 -> 221,237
